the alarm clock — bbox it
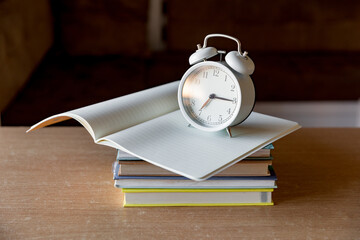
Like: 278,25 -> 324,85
178,34 -> 256,137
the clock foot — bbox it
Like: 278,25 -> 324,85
187,124 -> 192,128
226,127 -> 233,138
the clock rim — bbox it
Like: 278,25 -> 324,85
178,61 -> 242,132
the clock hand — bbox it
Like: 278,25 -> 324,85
199,98 -> 212,110
199,94 -> 216,110
212,95 -> 233,102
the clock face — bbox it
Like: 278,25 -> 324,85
179,62 -> 241,131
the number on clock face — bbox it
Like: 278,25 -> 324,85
181,66 -> 239,127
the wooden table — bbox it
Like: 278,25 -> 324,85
0,127 -> 359,239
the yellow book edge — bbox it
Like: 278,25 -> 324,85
123,202 -> 274,207
122,188 -> 274,193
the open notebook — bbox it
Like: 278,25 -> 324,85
27,81 -> 300,181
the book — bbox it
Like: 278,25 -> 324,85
122,188 -> 274,207
115,177 -> 277,189
113,162 -> 277,189
116,143 -> 274,161
116,144 -> 273,176
117,159 -> 272,176
27,81 -> 300,181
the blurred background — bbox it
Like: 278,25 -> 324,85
1,0 -> 359,127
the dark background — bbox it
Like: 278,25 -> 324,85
1,0 -> 359,126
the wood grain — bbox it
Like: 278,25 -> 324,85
0,127 -> 359,239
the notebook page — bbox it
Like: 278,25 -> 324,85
99,110 -> 300,181
27,81 -> 179,140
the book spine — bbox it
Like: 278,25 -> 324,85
123,202 -> 274,207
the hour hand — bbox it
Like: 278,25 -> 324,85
199,97 -> 212,110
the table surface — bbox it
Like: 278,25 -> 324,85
0,127 -> 359,239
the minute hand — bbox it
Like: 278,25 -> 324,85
213,96 -> 233,102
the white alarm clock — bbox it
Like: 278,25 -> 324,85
178,34 -> 256,137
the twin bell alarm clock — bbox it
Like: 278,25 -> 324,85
178,33 -> 256,137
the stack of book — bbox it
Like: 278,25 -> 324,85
112,144 -> 276,207
27,80 -> 299,207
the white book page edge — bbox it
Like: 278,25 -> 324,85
27,81 -> 179,141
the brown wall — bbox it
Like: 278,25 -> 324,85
51,0 -> 149,56
1,0 -> 360,125
0,0 -> 53,113
50,0 -> 360,54
166,0 -> 360,52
